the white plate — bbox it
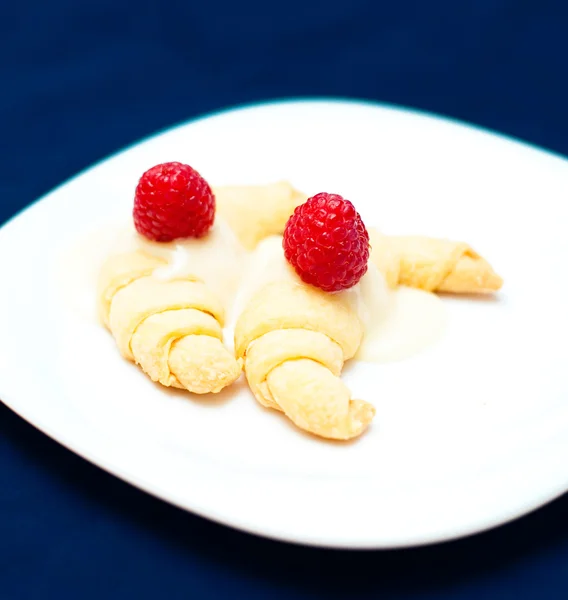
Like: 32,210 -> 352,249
1,99 -> 568,549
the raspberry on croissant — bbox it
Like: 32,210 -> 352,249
98,251 -> 242,394
234,280 -> 375,440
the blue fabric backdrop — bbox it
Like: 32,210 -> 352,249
1,1 -> 568,598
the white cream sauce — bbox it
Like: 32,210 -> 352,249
59,222 -> 446,364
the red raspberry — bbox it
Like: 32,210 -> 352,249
283,192 -> 370,292
133,162 -> 215,242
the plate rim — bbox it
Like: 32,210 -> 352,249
4,95 -> 567,235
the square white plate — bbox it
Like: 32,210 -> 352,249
1,99 -> 568,549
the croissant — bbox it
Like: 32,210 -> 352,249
97,250 -> 242,394
234,279 -> 375,440
369,229 -> 503,293
214,181 -> 306,250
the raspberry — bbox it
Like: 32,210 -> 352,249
133,161 -> 215,242
283,192 -> 370,292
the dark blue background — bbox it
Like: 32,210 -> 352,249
1,1 -> 567,598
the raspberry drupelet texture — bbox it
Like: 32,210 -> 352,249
283,192 -> 370,292
133,161 -> 215,242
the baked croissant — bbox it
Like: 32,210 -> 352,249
234,280 -> 375,440
214,181 -> 306,250
97,250 -> 242,394
369,229 -> 503,293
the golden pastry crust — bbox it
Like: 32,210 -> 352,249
369,229 -> 503,294
98,251 -> 242,394
235,280 -> 375,440
214,181 -> 306,250
97,250 -> 165,328
234,281 -> 362,360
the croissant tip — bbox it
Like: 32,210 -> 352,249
479,260 -> 504,293
348,399 -> 376,434
490,272 -> 504,292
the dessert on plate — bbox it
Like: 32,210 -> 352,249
234,193 -> 376,440
97,162 -> 242,394
95,161 -> 503,439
